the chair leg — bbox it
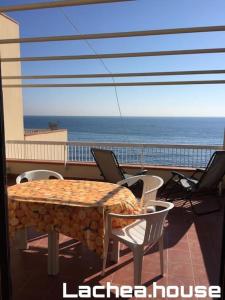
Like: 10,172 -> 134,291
102,236 -> 109,276
159,235 -> 164,276
133,247 -> 143,286
110,240 -> 120,263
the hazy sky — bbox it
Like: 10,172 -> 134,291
3,0 -> 225,116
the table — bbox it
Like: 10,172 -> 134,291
8,179 -> 140,274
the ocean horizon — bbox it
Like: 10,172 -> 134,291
24,116 -> 225,146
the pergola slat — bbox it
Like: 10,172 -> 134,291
3,80 -> 225,88
0,25 -> 225,44
2,69 -> 225,80
2,48 -> 225,62
0,0 -> 132,12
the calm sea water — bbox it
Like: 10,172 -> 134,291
24,116 -> 225,145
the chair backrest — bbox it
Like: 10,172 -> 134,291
117,175 -> 164,207
143,200 -> 173,246
91,148 -> 125,183
141,175 -> 164,207
198,151 -> 225,191
16,169 -> 63,184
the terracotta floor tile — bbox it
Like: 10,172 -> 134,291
167,248 -> 191,265
167,261 -> 194,280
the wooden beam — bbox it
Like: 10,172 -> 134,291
3,80 -> 225,88
0,25 -> 225,44
2,69 -> 225,80
0,0 -> 132,12
2,48 -> 225,62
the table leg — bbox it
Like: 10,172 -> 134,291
110,240 -> 120,263
48,230 -> 59,275
15,228 -> 28,250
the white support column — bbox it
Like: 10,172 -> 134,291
48,230 -> 59,275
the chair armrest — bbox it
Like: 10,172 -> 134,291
117,175 -> 145,186
105,211 -> 146,235
134,169 -> 148,175
195,168 -> 205,172
171,171 -> 187,179
107,200 -> 172,220
171,171 -> 198,188
108,212 -> 145,220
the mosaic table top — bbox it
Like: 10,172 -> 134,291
8,179 -> 137,209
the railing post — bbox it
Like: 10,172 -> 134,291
141,144 -> 144,169
64,143 -> 67,166
24,141 -> 27,160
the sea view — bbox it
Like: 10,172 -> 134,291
24,116 -> 225,145
2,1 -> 225,296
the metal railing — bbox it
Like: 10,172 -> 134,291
6,140 -> 223,168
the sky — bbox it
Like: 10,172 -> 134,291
2,0 -> 225,117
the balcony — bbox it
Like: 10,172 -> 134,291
1,1 -> 225,298
8,172 -> 223,299
6,141 -> 224,299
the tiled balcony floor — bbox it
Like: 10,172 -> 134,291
8,176 -> 223,300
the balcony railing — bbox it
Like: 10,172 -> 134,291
6,140 -> 223,168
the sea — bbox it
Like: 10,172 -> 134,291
24,116 -> 225,145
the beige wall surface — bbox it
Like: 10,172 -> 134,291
0,14 -> 24,141
7,160 -> 224,189
25,130 -> 68,142
7,160 -> 195,182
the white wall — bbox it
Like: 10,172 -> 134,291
0,14 -> 24,141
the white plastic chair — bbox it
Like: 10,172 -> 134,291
15,169 -> 63,252
16,169 -> 63,184
102,200 -> 174,285
117,175 -> 164,210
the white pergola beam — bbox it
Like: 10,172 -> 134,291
0,25 -> 225,44
0,0 -> 132,12
2,69 -> 225,80
2,48 -> 225,62
3,80 -> 225,88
